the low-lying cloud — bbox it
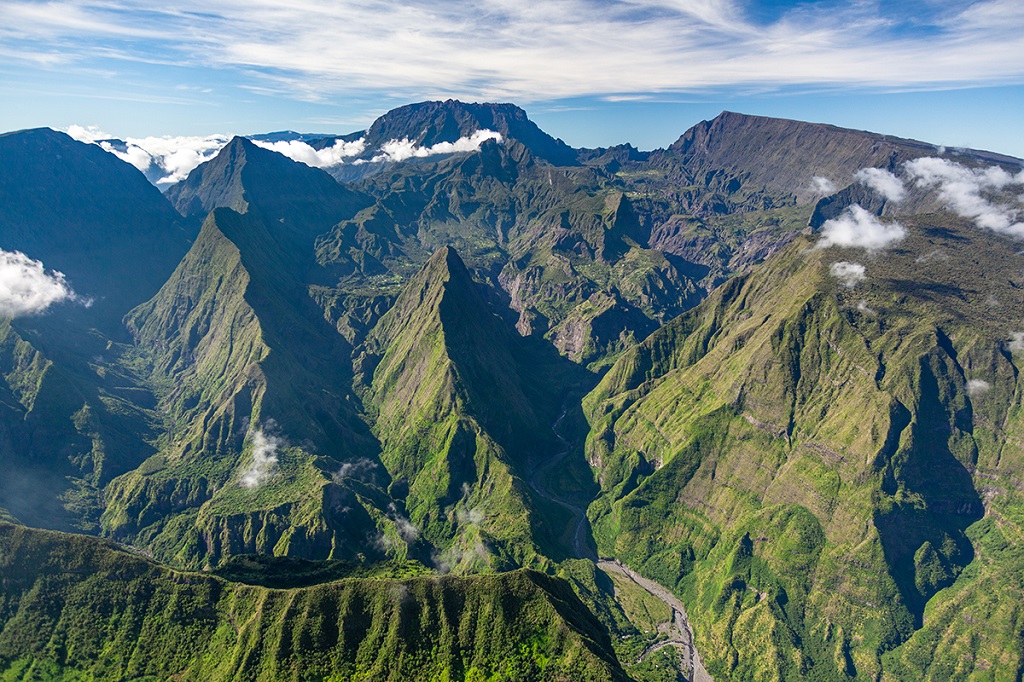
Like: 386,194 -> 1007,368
369,130 -> 502,163
966,378 -> 991,397
252,138 -> 366,168
810,176 -> 837,195
854,167 -> 906,202
904,157 -> 1024,236
830,261 -> 867,287
0,248 -> 84,317
70,125 -> 502,185
239,424 -> 282,489
332,457 -> 378,484
816,204 -> 907,251
66,126 -> 231,186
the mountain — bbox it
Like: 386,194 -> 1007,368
359,247 -> 582,571
584,213 -> 1024,679
165,136 -> 370,249
0,522 -> 629,681
2,103 -> 1024,681
0,128 -> 194,328
102,208 -> 389,568
358,100 -> 579,166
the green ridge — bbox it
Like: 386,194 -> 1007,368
0,522 -> 629,681
584,215 -> 1024,680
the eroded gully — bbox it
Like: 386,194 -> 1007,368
527,405 -> 713,682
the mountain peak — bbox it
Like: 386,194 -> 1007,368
364,100 -> 578,166
165,133 -> 369,237
424,245 -> 470,279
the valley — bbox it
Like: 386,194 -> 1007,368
0,101 -> 1022,680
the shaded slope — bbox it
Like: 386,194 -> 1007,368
584,216 -> 1024,680
362,247 -> 578,571
165,136 -> 370,253
102,208 -> 389,568
0,318 -> 156,532
0,127 -> 193,329
0,522 -> 630,682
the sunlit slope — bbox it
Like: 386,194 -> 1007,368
0,522 -> 629,681
585,216 -> 1024,680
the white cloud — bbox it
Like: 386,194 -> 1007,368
113,134 -> 231,185
856,300 -> 876,316
915,248 -> 949,264
386,503 -> 419,543
239,425 -> 282,489
7,1 -> 1024,103
816,204 -> 907,251
332,457 -> 378,483
370,130 -> 502,163
904,157 -> 1024,236
252,137 -> 366,168
966,378 -> 991,397
1007,332 -> 1024,353
829,261 -> 866,288
854,167 -> 906,202
66,128 -> 233,186
65,124 -> 113,143
810,176 -> 836,195
0,249 -> 83,317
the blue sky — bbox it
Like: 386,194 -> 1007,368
1,0 -> 1023,157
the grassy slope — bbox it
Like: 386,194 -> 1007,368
584,215 -> 1024,680
102,209 -> 392,569
362,247 -> 553,572
0,522 -> 629,682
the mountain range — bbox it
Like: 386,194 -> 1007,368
0,100 -> 1022,681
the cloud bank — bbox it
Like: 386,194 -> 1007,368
239,425 -> 282,489
816,204 -> 907,251
252,138 -> 366,168
904,157 -> 1024,236
70,125 -> 502,184
0,249 -> 83,317
66,126 -> 231,186
369,130 -> 502,163
854,167 -> 906,202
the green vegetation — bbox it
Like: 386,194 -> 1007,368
2,104 -> 1024,680
0,523 -> 628,681
585,216 -> 1024,680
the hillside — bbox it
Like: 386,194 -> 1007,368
0,102 -> 1022,680
0,522 -> 629,681
584,214 -> 1024,679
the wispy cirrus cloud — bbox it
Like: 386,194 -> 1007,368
1,0 -> 1022,103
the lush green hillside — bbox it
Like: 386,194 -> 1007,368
102,208 -> 391,569
0,522 -> 629,681
584,215 -> 1024,680
1,104 -> 1023,681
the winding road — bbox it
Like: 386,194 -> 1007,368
527,404 -> 712,682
